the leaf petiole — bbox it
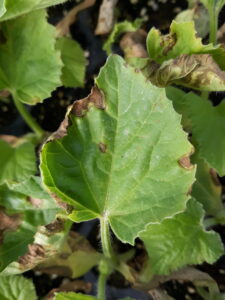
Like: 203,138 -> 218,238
13,97 -> 45,138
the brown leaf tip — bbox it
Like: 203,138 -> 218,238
71,85 -> 105,117
178,152 -> 195,170
99,142 -> 107,153
18,244 -> 45,267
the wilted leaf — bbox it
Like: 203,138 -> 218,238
139,199 -> 223,275
56,37 -> 86,88
103,19 -> 142,54
1,218 -> 71,276
0,137 -> 36,185
146,54 -> 225,91
54,292 -> 96,300
0,275 -> 37,300
0,10 -> 62,105
146,21 -> 225,69
41,55 -> 195,244
0,0 -> 68,21
0,177 -> 60,272
37,231 -> 102,278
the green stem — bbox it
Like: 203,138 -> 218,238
97,272 -> 107,300
100,217 -> 116,260
13,97 -> 44,137
97,217 -> 117,300
209,7 -> 219,45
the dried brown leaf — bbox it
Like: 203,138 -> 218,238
95,0 -> 118,35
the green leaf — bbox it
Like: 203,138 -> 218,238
0,138 -> 36,185
0,0 -> 68,21
175,5 -> 209,38
166,86 -> 191,130
167,88 -> 225,176
37,232 -> 102,278
56,37 -> 86,88
0,0 -> 6,17
0,176 -> 60,272
0,10 -> 62,105
103,19 -> 142,55
192,153 -> 223,217
146,21 -> 225,69
54,292 -> 96,300
139,198 -> 223,276
40,55 -> 195,244
0,275 -> 37,300
187,94 -> 225,176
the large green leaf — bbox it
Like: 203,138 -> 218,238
0,275 -> 37,300
0,176 -> 60,272
146,21 -> 225,69
0,138 -> 36,185
139,199 -> 223,276
0,10 -> 62,105
0,0 -> 68,21
54,293 -> 96,300
56,37 -> 86,88
41,55 -> 195,244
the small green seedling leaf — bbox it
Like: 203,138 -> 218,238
0,275 -> 37,300
54,292 -> 96,300
56,37 -> 86,88
0,0 -> 68,21
104,19 -> 142,54
0,10 -> 62,105
175,4 -> 209,38
41,55 -> 195,245
146,21 -> 225,69
139,198 -> 223,276
0,137 -> 36,185
0,176 -> 60,272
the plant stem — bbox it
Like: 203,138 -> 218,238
97,217 -> 117,300
13,97 -> 44,138
97,272 -> 107,300
100,216 -> 116,260
209,7 -> 218,45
